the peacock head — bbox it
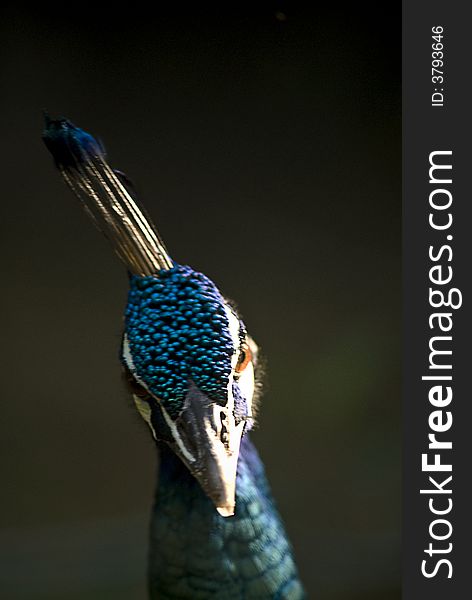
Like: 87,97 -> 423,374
122,266 -> 259,517
43,116 -> 259,517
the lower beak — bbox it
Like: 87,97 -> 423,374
164,382 -> 245,517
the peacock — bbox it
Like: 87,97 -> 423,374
42,116 -> 305,600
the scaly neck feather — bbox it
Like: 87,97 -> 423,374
149,436 -> 305,599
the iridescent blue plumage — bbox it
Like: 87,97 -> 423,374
43,116 -> 305,599
150,437 -> 305,600
42,114 -> 105,169
125,266 -> 240,418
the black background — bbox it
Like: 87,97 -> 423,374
1,6 -> 400,599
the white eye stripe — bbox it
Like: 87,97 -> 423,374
124,334 -> 196,463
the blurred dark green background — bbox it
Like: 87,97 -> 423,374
1,7 -> 400,599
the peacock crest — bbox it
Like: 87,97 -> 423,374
43,116 -> 305,599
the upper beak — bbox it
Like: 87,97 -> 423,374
164,382 -> 244,517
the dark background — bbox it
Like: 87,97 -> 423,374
1,7 -> 400,599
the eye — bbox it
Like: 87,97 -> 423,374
235,343 -> 252,374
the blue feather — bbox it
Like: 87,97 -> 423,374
150,437 -> 305,599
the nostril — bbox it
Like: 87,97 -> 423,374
221,425 -> 229,446
220,411 -> 229,445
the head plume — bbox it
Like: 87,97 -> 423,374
43,115 -> 260,517
42,114 -> 173,276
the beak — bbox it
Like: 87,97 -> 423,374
162,382 -> 244,517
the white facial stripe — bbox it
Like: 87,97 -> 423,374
122,333 -> 134,371
160,403 -> 196,463
224,305 -> 242,369
224,305 -> 258,415
133,395 -> 157,440
124,334 -> 195,462
123,334 -> 149,391
237,360 -> 255,417
223,304 -> 257,420
221,304 -> 240,424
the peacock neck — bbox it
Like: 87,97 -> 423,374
148,435 -> 305,599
